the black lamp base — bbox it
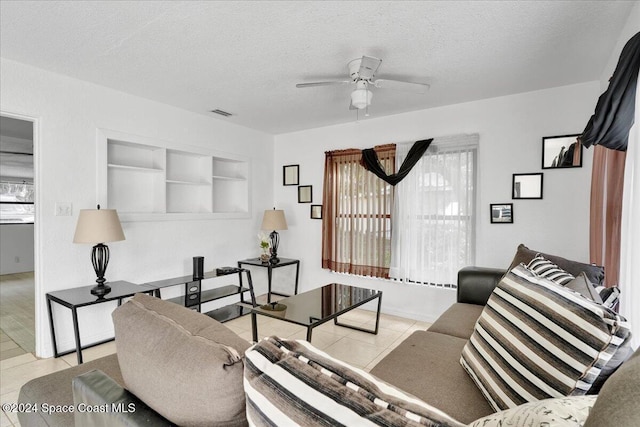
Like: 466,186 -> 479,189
269,230 -> 281,264
91,283 -> 111,297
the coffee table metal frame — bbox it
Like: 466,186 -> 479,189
251,283 -> 382,342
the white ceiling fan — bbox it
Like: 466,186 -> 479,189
296,55 -> 430,112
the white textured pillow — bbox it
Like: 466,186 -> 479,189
468,395 -> 597,427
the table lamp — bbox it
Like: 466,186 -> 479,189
261,208 -> 287,264
73,205 -> 125,297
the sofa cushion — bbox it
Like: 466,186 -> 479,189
508,243 -> 605,285
427,303 -> 484,340
460,265 -> 631,411
244,336 -> 466,427
593,285 -> 621,310
469,395 -> 597,427
584,348 -> 640,427
371,330 -> 494,423
112,293 -> 251,427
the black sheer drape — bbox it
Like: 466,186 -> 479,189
361,138 -> 432,185
580,32 -> 640,152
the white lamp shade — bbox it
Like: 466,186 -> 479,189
350,88 -> 373,109
261,209 -> 288,231
73,208 -> 125,244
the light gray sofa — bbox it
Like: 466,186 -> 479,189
17,266 -> 640,426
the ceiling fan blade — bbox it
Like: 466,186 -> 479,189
296,80 -> 351,88
373,79 -> 430,94
358,56 -> 382,80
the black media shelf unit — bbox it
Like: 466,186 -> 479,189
144,268 -> 256,323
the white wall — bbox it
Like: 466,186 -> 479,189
273,82 -> 599,322
0,58 -> 274,357
0,224 -> 35,274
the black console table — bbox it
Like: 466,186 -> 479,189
46,281 -> 156,365
237,258 -> 300,303
144,268 -> 256,323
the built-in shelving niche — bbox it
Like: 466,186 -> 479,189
97,129 -> 250,221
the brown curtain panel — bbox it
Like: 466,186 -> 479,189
322,145 -> 395,278
590,145 -> 626,287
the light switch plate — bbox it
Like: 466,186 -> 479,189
55,202 -> 72,216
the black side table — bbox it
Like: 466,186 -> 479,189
46,281 -> 155,364
237,258 -> 300,303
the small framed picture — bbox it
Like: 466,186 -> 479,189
310,205 -> 322,219
512,173 -> 543,200
298,185 -> 312,203
283,164 -> 300,186
542,134 -> 582,169
490,203 -> 513,224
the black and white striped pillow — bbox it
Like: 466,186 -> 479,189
526,254 -> 575,285
594,285 -> 621,310
245,336 -> 466,427
460,265 -> 631,411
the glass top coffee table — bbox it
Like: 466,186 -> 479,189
251,283 -> 382,342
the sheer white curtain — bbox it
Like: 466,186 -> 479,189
619,69 -> 640,350
390,134 -> 478,286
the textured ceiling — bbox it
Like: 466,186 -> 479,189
0,1 -> 635,134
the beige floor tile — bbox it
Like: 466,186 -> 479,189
0,409 -> 12,427
61,341 -> 117,367
0,348 -> 26,362
0,332 -> 10,343
0,389 -> 20,426
363,347 -> 395,372
0,341 -> 18,352
253,319 -> 305,339
0,357 -> 70,396
363,314 -> 416,333
286,329 -> 343,350
237,330 -> 254,344
323,337 -> 386,369
0,353 -> 37,371
345,326 -> 404,347
336,308 -> 378,324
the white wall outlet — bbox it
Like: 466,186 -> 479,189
55,202 -> 73,216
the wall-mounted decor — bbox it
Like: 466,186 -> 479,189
298,185 -> 312,203
311,205 -> 322,219
512,173 -> 543,199
542,134 -> 582,169
283,164 -> 300,186
490,203 -> 513,224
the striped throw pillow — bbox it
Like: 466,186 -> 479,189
594,285 -> 621,310
460,265 -> 631,411
244,336 -> 466,427
526,254 -> 575,285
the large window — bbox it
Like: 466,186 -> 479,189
321,145 -> 394,279
390,135 -> 478,287
321,135 -> 477,287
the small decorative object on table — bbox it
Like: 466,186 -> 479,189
258,233 -> 271,262
260,302 -> 287,318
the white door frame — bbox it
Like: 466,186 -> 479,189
1,110 -> 44,357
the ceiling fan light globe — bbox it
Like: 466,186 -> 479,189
350,89 -> 372,109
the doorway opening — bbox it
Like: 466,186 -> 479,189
0,115 -> 36,360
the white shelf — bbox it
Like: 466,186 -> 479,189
108,164 -> 164,173
97,129 -> 250,220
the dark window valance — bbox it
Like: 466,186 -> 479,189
580,31 -> 640,152
361,139 -> 433,185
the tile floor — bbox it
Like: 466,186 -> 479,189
0,298 -> 430,427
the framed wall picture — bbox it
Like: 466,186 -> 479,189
310,204 -> 322,219
512,173 -> 543,199
490,203 -> 513,224
283,164 -> 300,186
542,134 -> 582,169
298,185 -> 312,203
